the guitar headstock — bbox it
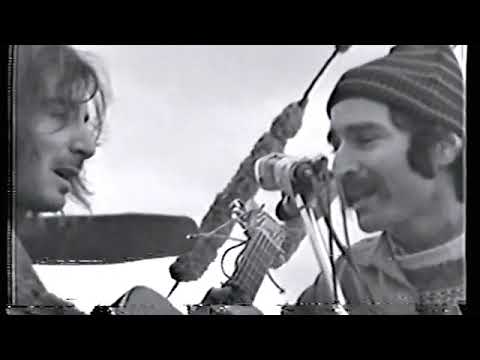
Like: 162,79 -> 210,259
195,200 -> 288,307
230,199 -> 285,251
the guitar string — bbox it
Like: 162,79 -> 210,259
212,205 -> 287,301
230,220 -> 276,296
234,250 -> 269,297
228,225 -> 261,295
245,217 -> 287,294
168,217 -> 248,299
240,217 -> 281,274
230,230 -> 269,296
251,240 -> 286,294
220,240 -> 248,280
233,228 -> 282,297
188,205 -> 255,282
250,241 -> 286,294
231,213 -> 269,277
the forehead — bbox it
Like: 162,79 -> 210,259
40,68 -> 92,104
330,98 -> 394,133
38,71 -> 64,106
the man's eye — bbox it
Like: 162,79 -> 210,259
355,136 -> 377,147
50,112 -> 68,120
37,114 -> 67,133
85,116 -> 101,139
49,106 -> 69,119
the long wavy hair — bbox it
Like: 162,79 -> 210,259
16,45 -> 112,212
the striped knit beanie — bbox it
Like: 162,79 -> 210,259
326,45 -> 465,137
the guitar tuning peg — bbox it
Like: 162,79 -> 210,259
231,210 -> 246,226
230,199 -> 245,211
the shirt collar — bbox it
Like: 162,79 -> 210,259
351,232 -> 417,295
354,231 -> 466,265
393,232 -> 465,270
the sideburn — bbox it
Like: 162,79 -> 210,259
16,113 -> 43,166
407,132 -> 437,179
390,108 -> 464,203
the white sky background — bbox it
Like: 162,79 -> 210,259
34,45 -> 466,315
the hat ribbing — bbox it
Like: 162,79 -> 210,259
327,45 -> 465,136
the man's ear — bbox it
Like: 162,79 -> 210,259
433,133 -> 463,167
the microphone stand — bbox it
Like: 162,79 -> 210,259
285,164 -> 348,315
295,45 -> 352,314
291,189 -> 348,315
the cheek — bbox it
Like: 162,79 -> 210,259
16,126 -> 54,183
364,142 -> 426,198
375,152 -> 434,212
17,129 -> 42,166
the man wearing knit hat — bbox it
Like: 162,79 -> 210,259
282,45 -> 466,315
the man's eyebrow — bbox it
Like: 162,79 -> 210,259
40,97 -> 77,111
330,122 -> 386,139
40,97 -> 65,106
328,122 -> 387,147
344,122 -> 386,135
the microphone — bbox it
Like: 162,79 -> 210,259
255,153 -> 336,221
254,153 -> 330,195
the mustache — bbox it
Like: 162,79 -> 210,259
338,172 -> 380,207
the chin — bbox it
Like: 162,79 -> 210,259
357,213 -> 384,234
33,194 -> 67,213
358,222 -> 379,234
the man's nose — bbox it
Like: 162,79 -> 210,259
69,127 -> 96,160
332,147 -> 361,179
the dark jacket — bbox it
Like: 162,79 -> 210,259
8,235 -> 182,315
8,235 -> 84,315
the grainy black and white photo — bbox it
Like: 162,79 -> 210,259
7,45 -> 467,315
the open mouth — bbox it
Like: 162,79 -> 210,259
340,174 -> 380,209
342,185 -> 378,209
54,167 -> 79,182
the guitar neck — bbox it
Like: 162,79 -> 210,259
228,231 -> 279,302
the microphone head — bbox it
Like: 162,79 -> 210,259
254,153 -> 300,192
254,154 -> 280,191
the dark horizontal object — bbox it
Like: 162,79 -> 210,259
18,213 -> 199,265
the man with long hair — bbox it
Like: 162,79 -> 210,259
9,45 -> 110,314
